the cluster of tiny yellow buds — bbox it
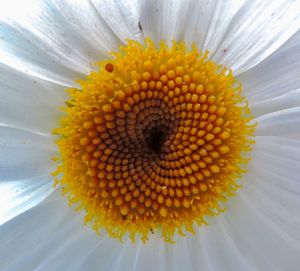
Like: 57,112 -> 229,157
53,38 -> 255,243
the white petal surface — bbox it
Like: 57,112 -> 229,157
139,0 -> 244,46
0,191 -> 95,271
239,30 -> 300,116
0,124 -> 55,221
217,136 -> 300,270
133,239 -> 166,271
182,0 -> 246,53
0,192 -> 134,271
0,190 -> 184,271
165,237 -> 196,271
48,0 -> 130,54
212,0 -> 300,74
139,0 -> 191,44
0,0 -> 124,86
0,63 -> 66,134
0,126 -> 56,180
249,89 -> 300,117
0,175 -> 54,225
139,0 -> 300,74
91,0 -> 142,43
192,223 -> 253,271
255,107 -> 300,140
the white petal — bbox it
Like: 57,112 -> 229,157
0,193 -> 176,271
245,172 -> 300,242
247,137 -> 300,240
213,0 -> 300,74
106,241 -> 138,271
76,238 -> 125,271
0,175 -> 54,225
183,0 -> 246,53
186,233 -> 214,271
139,0 -> 300,76
48,0 -> 124,54
0,191 -> 130,271
249,89 -> 300,117
131,238 -> 166,271
193,222 -> 253,271
91,0 -> 142,43
216,136 -> 300,270
0,0 -> 121,86
0,126 -> 55,180
0,128 -> 54,223
255,107 -> 300,140
139,0 -> 246,50
220,192 -> 300,270
238,30 -> 300,115
165,237 -> 195,271
79,233 -> 166,271
250,137 -> 300,198
0,63 -> 66,134
32,224 -> 104,271
139,0 -> 191,44
0,192 -> 94,271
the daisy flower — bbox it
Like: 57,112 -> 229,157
1,0 -> 300,270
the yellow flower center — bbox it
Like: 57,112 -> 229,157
53,38 -> 255,243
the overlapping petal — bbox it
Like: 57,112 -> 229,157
0,175 -> 53,225
240,29 -> 300,116
0,0 -> 133,86
0,126 -> 56,180
0,63 -> 66,133
139,0 -> 300,74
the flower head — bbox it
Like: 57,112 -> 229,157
0,0 -> 300,270
54,39 -> 255,242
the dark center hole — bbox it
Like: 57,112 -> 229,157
145,126 -> 168,154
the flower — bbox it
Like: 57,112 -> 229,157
0,0 -> 300,270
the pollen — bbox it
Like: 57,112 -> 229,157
53,38 -> 255,243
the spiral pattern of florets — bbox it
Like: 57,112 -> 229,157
54,39 -> 255,242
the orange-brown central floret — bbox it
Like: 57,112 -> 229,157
54,39 -> 255,242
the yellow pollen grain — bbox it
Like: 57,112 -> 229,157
54,38 -> 255,244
